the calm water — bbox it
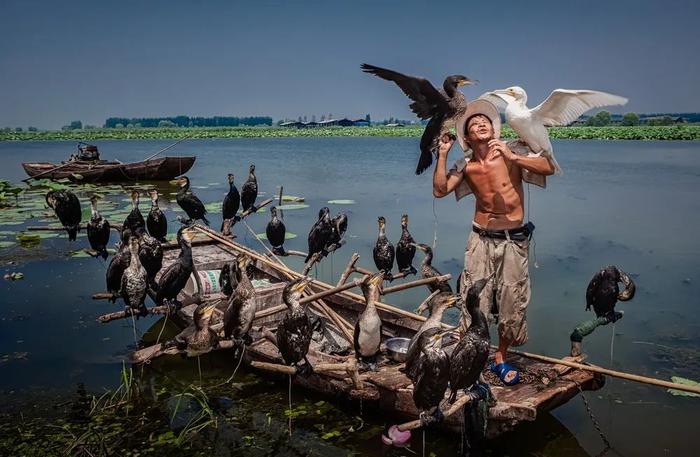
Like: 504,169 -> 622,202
1,138 -> 699,456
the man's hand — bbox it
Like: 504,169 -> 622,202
488,139 -> 518,163
437,133 -> 456,158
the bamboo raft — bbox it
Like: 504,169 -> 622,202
119,226 -> 604,438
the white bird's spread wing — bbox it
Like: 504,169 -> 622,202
478,91 -> 514,112
531,89 -> 628,126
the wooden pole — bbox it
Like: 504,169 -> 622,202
97,305 -> 173,323
381,275 -> 451,295
191,226 -> 430,325
337,253 -> 360,287
505,348 -> 700,396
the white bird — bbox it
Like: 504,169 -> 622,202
480,87 -> 628,173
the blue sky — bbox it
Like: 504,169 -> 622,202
1,0 -> 698,128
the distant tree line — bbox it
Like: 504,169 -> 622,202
103,116 -> 273,128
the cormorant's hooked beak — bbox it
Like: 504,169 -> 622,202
410,242 -> 426,252
415,301 -> 429,316
181,228 -> 195,243
236,254 -> 250,270
458,78 -> 478,86
198,303 -> 217,320
293,276 -> 313,294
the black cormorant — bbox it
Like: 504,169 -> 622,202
146,190 -> 167,242
412,329 -> 450,422
404,292 -> 459,381
86,195 -> 110,258
155,227 -> 194,306
448,277 -> 491,403
277,277 -> 314,373
327,212 -> 348,254
413,243 -> 452,294
305,207 -> 333,262
361,63 -> 477,175
373,216 -> 395,280
586,265 -> 636,321
266,206 -> 286,255
222,173 -> 240,230
354,272 -> 384,371
223,255 -> 257,346
122,190 -> 146,234
106,229 -> 132,302
240,164 -> 258,213
395,214 -> 417,275
120,236 -> 148,316
174,176 -> 209,225
137,227 -> 163,291
46,190 -> 81,241
218,261 -> 239,297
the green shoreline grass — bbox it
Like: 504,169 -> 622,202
1,125 -> 699,141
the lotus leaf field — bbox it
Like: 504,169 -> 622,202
1,125 -> 699,141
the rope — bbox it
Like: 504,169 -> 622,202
431,197 -> 438,250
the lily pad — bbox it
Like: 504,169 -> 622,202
255,232 -> 298,241
204,202 -> 223,213
0,241 -> 16,248
281,195 -> 305,202
668,376 -> 700,397
277,204 -> 310,211
327,199 -> 356,205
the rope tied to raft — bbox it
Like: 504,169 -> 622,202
571,378 -> 613,456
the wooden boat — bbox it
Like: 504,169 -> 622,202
127,229 -> 604,438
22,156 -> 196,183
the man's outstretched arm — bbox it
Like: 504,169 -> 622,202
433,134 -> 464,198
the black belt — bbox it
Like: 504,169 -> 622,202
472,222 -> 534,241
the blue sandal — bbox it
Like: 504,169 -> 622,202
490,362 -> 521,386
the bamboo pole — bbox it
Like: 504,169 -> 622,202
353,266 -> 410,281
250,359 -> 361,389
337,253 -> 360,287
505,348 -> 700,395
381,275 -> 451,295
191,225 -> 430,324
97,305 -> 173,323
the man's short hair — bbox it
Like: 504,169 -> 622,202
465,113 -> 492,134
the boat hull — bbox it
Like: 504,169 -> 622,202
22,156 -> 196,182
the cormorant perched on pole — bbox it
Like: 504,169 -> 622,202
222,173 -> 240,230
223,254 -> 257,346
373,216 -> 395,280
327,212 -> 348,254
448,277 -> 492,403
395,214 -> 417,275
240,164 -> 258,213
173,303 -> 219,357
305,207 -> 333,262
404,292 -> 459,381
46,190 -> 81,241
354,272 -> 385,371
106,229 -> 131,303
146,190 -> 167,242
123,190 -> 146,234
277,277 -> 314,374
86,195 -> 110,258
586,265 -> 636,321
266,206 -> 286,255
412,330 -> 450,424
173,176 -> 209,225
155,227 -> 195,306
361,63 -> 477,175
120,236 -> 148,317
136,227 -> 163,291
413,243 -> 453,294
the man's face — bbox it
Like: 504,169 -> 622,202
466,114 -> 494,144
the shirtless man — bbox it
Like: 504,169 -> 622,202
432,99 -> 555,385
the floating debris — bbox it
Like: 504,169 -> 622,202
3,272 -> 24,281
